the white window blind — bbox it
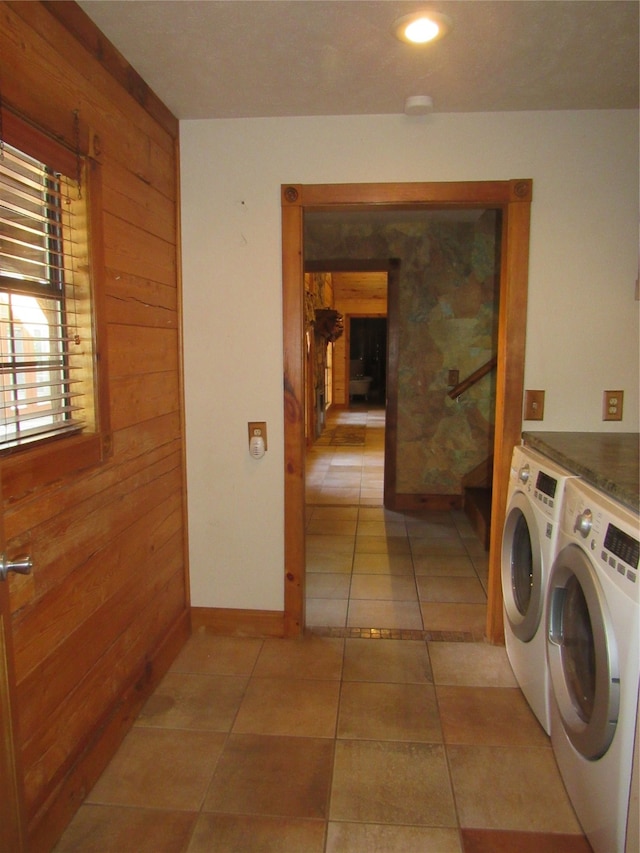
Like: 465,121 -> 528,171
0,141 -> 89,450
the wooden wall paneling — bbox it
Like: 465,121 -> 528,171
110,372 -> 181,432
6,2 -> 178,144
104,270 -> 178,329
103,214 -> 177,287
107,326 -> 179,378
9,459 -> 183,668
0,2 -> 188,843
29,609 -> 189,852
103,161 -> 177,244
22,545 -> 185,818
110,412 -> 183,462
15,499 -> 183,736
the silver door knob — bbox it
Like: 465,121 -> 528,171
0,554 -> 32,582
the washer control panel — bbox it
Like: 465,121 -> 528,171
562,479 -> 640,592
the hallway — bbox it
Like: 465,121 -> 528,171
305,406 -> 488,638
53,405 -> 592,852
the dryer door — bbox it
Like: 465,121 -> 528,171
501,491 -> 543,642
547,543 -> 620,760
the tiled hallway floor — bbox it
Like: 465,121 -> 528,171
54,406 -> 593,852
305,406 -> 488,637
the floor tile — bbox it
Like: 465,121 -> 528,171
169,630 -> 263,676
342,637 -> 433,684
337,681 -> 442,742
410,538 -> 468,556
330,739 -> 456,826
203,734 -> 333,819
356,520 -> 407,537
447,744 -> 582,833
309,505 -> 359,521
421,603 -> 487,632
412,554 -> 477,576
306,572 -> 351,598
136,672 -> 247,731
437,686 -> 550,747
417,576 -> 487,603
306,598 -> 348,627
187,813 -> 326,852
87,728 -> 225,811
326,822 -> 462,853
253,636 -> 344,680
233,677 -> 340,737
352,551 -> 414,574
307,518 -> 358,536
354,536 -> 411,555
53,804 -> 197,853
349,573 -> 418,601
460,827 -> 593,853
347,599 -> 423,630
428,642 -> 518,688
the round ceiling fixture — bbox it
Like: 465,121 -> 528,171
404,95 -> 434,115
393,11 -> 452,45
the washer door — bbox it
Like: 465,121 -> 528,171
547,543 -> 619,760
501,491 -> 543,642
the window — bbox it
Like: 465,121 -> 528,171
0,124 -> 97,453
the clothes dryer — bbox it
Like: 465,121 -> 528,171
546,479 -> 640,853
501,445 -> 577,734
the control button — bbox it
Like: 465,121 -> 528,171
618,563 -> 626,575
627,570 -> 637,583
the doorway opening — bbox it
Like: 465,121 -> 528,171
282,180 -> 532,642
349,317 -> 387,405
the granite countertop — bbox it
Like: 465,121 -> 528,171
522,431 -> 639,514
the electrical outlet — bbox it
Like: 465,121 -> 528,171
524,390 -> 545,420
248,421 -> 267,449
602,391 -> 623,421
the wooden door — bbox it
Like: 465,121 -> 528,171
0,485 -> 27,852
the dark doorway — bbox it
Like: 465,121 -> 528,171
349,317 -> 387,404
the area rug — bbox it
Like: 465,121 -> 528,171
329,425 -> 366,446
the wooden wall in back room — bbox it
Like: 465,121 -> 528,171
0,2 -> 189,849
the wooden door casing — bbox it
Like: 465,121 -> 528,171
282,180 -> 532,643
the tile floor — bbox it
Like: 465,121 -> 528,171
305,407 -> 488,638
54,406 -> 593,852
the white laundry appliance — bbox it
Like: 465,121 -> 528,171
546,478 -> 640,853
501,444 -> 577,734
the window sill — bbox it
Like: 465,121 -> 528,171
1,432 -> 110,504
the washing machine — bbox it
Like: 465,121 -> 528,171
501,444 -> 577,734
546,478 -> 640,853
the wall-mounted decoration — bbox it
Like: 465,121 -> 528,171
314,308 -> 344,342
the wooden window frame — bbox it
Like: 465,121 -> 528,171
0,110 -> 111,502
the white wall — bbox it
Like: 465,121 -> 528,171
180,110 -> 639,610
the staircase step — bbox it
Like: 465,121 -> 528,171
464,487 -> 492,551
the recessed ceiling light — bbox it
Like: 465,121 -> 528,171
393,11 -> 452,45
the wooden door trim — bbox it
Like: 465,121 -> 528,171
0,560 -> 26,852
282,180 -> 532,642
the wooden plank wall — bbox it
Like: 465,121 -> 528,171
0,3 -> 189,848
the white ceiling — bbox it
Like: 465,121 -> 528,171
77,0 -> 639,120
